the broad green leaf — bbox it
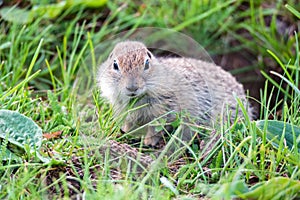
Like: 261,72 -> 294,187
0,110 -> 65,164
241,177 -> 300,199
0,109 -> 43,155
256,120 -> 300,152
213,179 -> 249,200
0,148 -> 22,163
31,2 -> 67,19
213,177 -> 300,199
0,7 -> 34,24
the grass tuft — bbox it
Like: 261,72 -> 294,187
0,1 -> 299,199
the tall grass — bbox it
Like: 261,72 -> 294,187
0,1 -> 299,199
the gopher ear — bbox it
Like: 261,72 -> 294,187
147,50 -> 153,59
109,53 -> 113,59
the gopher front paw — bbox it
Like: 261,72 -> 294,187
144,126 -> 162,146
144,135 -> 161,146
121,121 -> 133,133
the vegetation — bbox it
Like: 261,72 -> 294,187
0,0 -> 299,199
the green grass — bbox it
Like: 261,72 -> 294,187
0,1 -> 300,199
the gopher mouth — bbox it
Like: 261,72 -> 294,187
127,93 -> 138,98
128,93 -> 147,105
125,89 -> 146,98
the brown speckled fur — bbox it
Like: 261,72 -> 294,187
97,41 -> 253,146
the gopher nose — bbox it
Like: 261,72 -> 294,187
126,85 -> 139,92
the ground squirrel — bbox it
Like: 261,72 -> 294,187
97,41 -> 252,146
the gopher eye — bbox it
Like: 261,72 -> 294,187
144,59 -> 150,70
113,60 -> 119,71
147,51 -> 152,58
